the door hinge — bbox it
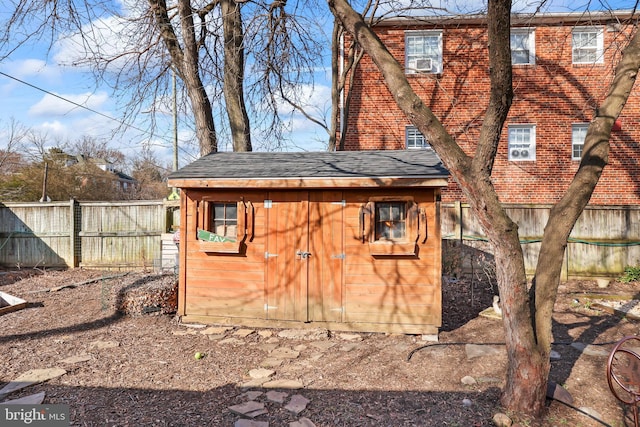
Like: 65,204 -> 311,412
331,200 -> 346,206
264,200 -> 272,208
331,254 -> 346,259
265,251 -> 278,259
264,304 -> 278,311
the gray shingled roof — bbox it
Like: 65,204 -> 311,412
169,150 -> 449,180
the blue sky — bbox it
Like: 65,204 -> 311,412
0,0 -> 637,171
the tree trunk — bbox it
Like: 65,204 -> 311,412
222,0 -> 252,152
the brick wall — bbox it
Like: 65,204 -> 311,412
342,18 -> 640,205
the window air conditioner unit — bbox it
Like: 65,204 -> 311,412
415,58 -> 432,72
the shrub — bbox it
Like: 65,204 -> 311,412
619,266 -> 640,283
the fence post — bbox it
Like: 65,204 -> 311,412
69,199 -> 79,268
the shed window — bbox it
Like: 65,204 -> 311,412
360,198 -> 428,255
212,203 -> 238,239
375,202 -> 406,240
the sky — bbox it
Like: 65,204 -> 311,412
0,0 -> 637,172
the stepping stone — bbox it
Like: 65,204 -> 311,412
243,391 -> 264,401
285,394 -> 310,415
89,340 -> 119,350
262,379 -> 303,389
266,337 -> 280,344
339,343 -> 359,352
208,334 -> 226,341
278,330 -> 309,340
0,368 -> 67,398
579,406 -> 602,420
235,419 -> 269,427
547,381 -> 573,405
172,330 -> 198,336
293,344 -> 307,352
0,391 -> 46,405
465,344 -> 504,359
235,329 -> 256,338
338,333 -> 362,342
570,342 -> 610,357
290,418 -> 316,427
308,354 -> 323,361
59,354 -> 93,364
219,338 -> 244,346
249,369 -> 275,379
260,358 -> 284,368
239,378 -> 271,388
228,401 -> 267,418
258,330 -> 273,338
461,375 -> 477,385
271,347 -> 300,359
258,343 -> 279,352
266,390 -> 288,403
310,341 -> 335,351
550,350 -> 562,360
201,326 -> 232,335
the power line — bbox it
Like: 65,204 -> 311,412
0,69 -> 190,152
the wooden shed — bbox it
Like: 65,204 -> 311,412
168,150 -> 449,335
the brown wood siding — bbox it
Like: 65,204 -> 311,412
181,190 -> 268,319
343,189 -> 441,327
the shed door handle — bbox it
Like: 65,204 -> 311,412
296,250 -> 311,259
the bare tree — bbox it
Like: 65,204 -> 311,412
0,118 -> 27,173
1,0 -> 328,156
328,0 -> 640,418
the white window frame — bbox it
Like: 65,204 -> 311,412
405,126 -> 431,150
511,28 -> 535,65
405,31 -> 443,74
572,124 -> 588,160
572,27 -> 604,64
508,124 -> 536,161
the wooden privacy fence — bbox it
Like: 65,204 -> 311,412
1,200 -> 639,277
0,200 -> 180,270
442,202 -> 640,279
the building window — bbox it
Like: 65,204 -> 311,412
375,202 -> 406,241
406,126 -> 430,149
572,124 -> 588,160
508,124 -> 536,161
211,202 -> 237,239
572,27 -> 604,64
511,29 -> 535,65
405,31 -> 443,74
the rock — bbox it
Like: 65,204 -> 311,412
207,334 -> 227,341
339,343 -> 359,352
235,419 -> 269,427
266,390 -> 289,403
260,358 -> 284,368
462,398 -> 472,407
244,391 -> 264,401
201,326 -> 232,335
285,394 -> 310,415
550,350 -> 562,360
290,417 -> 316,427
421,334 -> 439,342
547,381 -> 573,405
0,368 -> 67,398
465,344 -> 504,359
172,330 -> 198,336
0,391 -> 46,405
249,368 -> 275,379
59,354 -> 93,364
310,341 -> 335,351
228,401 -> 267,418
258,330 -> 273,338
461,376 -> 477,386
338,333 -> 362,342
271,347 -> 300,359
239,378 -> 271,388
293,344 -> 307,352
235,329 -> 256,338
492,412 -> 512,427
89,340 -> 119,350
258,343 -> 279,353
570,342 -> 610,357
262,379 -> 304,389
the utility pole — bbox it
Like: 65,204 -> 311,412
39,162 -> 51,202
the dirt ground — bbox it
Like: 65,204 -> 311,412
0,268 -> 638,427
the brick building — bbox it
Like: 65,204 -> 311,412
339,11 -> 640,205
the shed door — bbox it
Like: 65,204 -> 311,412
265,191 -> 344,322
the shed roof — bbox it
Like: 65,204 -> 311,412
168,149 -> 449,189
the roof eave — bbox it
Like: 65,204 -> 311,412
168,176 -> 450,189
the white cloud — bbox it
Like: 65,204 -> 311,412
29,91 -> 110,117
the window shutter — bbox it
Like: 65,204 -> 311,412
407,202 -> 419,242
237,200 -> 247,242
419,207 -> 428,243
